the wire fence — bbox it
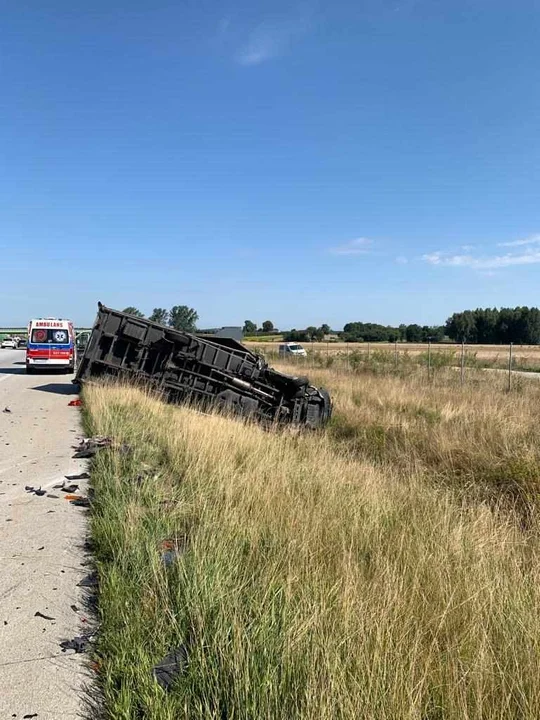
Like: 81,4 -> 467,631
252,341 -> 539,391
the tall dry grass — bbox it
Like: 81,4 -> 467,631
85,369 -> 540,719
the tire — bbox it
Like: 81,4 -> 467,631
26,366 -> 34,375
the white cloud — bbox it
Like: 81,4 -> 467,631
236,12 -> 310,66
423,247 -> 540,270
497,234 -> 540,248
329,237 -> 373,256
395,255 -> 408,264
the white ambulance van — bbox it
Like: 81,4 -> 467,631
26,318 -> 76,373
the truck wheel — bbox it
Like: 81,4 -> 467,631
26,366 -> 34,375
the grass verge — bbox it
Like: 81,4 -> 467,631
85,378 -> 540,719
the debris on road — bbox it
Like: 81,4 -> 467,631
72,436 -> 112,458
61,484 -> 79,493
152,646 -> 189,690
75,303 -> 332,428
68,399 -> 83,407
60,634 -> 94,654
3,407 -> 11,413
77,572 -> 98,588
65,472 -> 90,481
24,486 -> 46,497
34,611 -> 55,621
68,496 -> 90,507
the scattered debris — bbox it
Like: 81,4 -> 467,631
70,496 -> 90,508
160,538 -> 187,567
161,550 -> 179,567
34,611 -> 55,621
62,484 -> 79,493
78,572 -> 98,588
25,486 -> 46,497
72,436 -> 112,459
70,604 -> 79,612
152,646 -> 189,690
60,634 -> 93,654
23,714 -> 38,719
68,399 -> 83,407
65,472 -> 90,481
37,546 -> 44,551
65,494 -> 82,501
3,407 -> 11,413
47,494 -> 60,499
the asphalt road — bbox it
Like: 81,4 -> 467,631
0,349 -> 89,719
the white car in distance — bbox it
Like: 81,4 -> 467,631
1,338 -> 17,349
278,342 -> 308,358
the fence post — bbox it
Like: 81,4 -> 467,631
394,340 -> 398,370
427,339 -> 432,381
508,342 -> 513,391
460,340 -> 465,386
326,340 -> 329,362
367,342 -> 371,362
346,343 -> 350,371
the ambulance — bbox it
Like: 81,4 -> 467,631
26,318 -> 76,373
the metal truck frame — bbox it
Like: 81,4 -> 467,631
75,304 -> 331,428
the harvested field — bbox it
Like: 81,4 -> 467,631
246,341 -> 540,371
85,366 -> 540,719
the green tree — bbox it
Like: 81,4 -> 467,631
445,311 -> 477,342
122,307 -> 144,318
243,320 -> 257,334
320,323 -> 331,335
149,308 -> 169,325
169,305 -> 199,332
262,320 -> 274,333
305,326 -> 324,341
405,324 -> 423,342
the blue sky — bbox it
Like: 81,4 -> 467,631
1,0 -> 539,329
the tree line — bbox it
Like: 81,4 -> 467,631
445,307 -> 540,344
123,306 -> 199,332
123,305 -> 540,344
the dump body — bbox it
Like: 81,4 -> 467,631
75,304 -> 331,428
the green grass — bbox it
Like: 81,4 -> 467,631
84,377 -> 540,719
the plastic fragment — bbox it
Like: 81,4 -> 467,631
70,497 -> 90,507
78,572 -> 98,587
152,646 -> 189,690
60,635 -> 92,653
62,484 -> 79,493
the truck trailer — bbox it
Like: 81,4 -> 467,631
75,304 -> 331,429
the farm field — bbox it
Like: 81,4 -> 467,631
245,341 -> 540,371
85,364 -> 540,719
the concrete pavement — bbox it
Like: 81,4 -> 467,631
0,349 -> 89,718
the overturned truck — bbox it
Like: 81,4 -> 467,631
75,304 -> 332,428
